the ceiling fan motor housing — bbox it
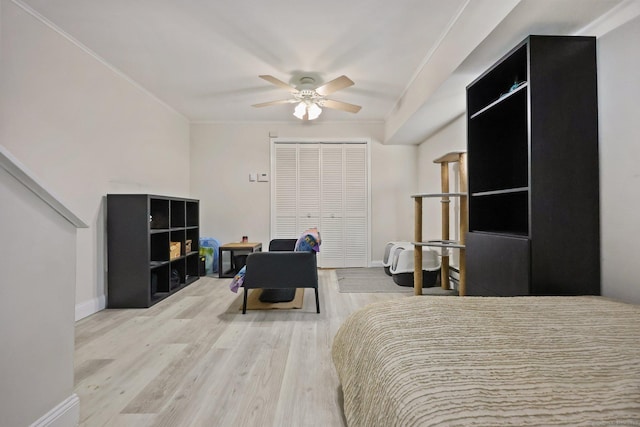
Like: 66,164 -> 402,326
298,76 -> 316,86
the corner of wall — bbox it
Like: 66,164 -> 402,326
75,295 -> 106,321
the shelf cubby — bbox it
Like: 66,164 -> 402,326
467,43 -> 527,116
186,227 -> 200,255
186,201 -> 199,227
468,87 -> 528,194
169,259 -> 185,290
150,232 -> 169,262
185,254 -> 199,284
170,230 -> 186,258
171,200 -> 185,228
151,264 -> 170,298
150,198 -> 169,229
469,191 -> 528,236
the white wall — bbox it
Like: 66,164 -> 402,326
190,121 -> 417,263
0,0 -> 191,319
371,140 -> 419,255
598,15 -> 640,304
0,166 -> 78,427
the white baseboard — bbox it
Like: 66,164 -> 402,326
30,394 -> 79,427
370,260 -> 384,267
75,295 -> 105,321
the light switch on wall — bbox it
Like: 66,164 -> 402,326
258,173 -> 269,182
249,173 -> 257,182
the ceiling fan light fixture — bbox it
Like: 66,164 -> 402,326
307,102 -> 322,120
293,102 -> 307,119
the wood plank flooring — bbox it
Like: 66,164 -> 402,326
74,270 -> 407,427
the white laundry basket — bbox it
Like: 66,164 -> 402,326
382,242 -> 412,276
390,246 -> 441,287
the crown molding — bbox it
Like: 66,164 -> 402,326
574,0 -> 640,37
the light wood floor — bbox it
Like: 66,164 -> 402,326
74,270 -> 407,427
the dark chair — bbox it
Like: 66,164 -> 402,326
269,238 -> 297,252
263,240 -> 300,302
260,239 -> 298,302
241,239 -> 319,314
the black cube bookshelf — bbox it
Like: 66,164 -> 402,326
107,194 -> 200,308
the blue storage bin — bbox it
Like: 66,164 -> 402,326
199,237 -> 220,275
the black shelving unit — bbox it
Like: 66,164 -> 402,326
466,35 -> 600,297
107,194 -> 200,308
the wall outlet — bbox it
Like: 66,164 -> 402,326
258,173 -> 269,182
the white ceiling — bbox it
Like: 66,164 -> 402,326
20,0 -> 626,143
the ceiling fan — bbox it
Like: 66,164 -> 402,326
252,75 -> 362,120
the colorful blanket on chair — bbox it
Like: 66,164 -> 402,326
229,228 -> 321,293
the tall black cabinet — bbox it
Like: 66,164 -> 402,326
466,36 -> 600,296
107,194 -> 200,308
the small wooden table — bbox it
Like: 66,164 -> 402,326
218,242 -> 262,278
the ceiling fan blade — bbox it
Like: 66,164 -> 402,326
258,75 -> 298,93
315,75 -> 354,96
252,99 -> 296,108
322,99 -> 362,114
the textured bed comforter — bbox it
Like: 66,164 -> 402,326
332,296 -> 640,426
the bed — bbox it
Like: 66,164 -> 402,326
332,296 -> 640,426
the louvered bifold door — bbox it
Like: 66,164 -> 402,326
344,144 -> 368,266
298,144 -> 321,234
320,145 -> 345,268
272,142 -> 369,267
273,144 -> 298,238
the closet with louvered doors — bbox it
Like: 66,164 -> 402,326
271,141 -> 369,268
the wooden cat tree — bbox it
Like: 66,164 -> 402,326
411,151 -> 467,296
